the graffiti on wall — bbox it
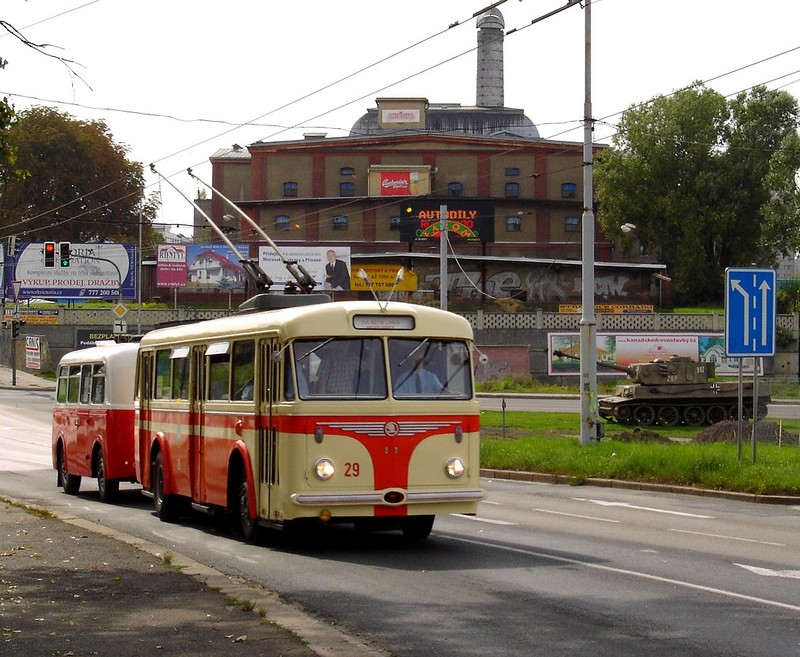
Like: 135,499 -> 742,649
419,268 -> 641,304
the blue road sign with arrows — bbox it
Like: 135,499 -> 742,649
725,268 -> 776,356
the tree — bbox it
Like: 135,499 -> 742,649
0,106 -> 154,243
596,84 -> 800,305
0,58 -> 25,185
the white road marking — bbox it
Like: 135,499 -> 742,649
574,497 -> 714,519
449,536 -> 800,613
532,508 -> 620,523
454,514 -> 516,526
734,563 -> 800,579
669,528 -> 785,547
480,500 -> 502,506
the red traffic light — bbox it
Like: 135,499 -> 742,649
44,241 -> 56,268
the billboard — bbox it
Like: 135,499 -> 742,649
548,332 -> 757,376
9,243 -> 136,300
400,200 -> 495,244
350,264 -> 418,292
258,246 -> 352,291
156,244 -> 188,288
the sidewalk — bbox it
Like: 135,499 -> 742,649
0,364 -> 56,391
0,499 -> 379,657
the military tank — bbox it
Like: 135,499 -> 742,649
552,351 -> 770,427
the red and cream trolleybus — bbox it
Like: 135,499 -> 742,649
52,341 -> 139,502
134,300 -> 483,540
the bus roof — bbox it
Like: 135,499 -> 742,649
57,341 -> 140,368
138,300 -> 474,348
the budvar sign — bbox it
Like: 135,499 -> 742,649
380,171 -> 411,196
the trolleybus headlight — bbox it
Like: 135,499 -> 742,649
445,457 -> 466,479
314,458 -> 336,480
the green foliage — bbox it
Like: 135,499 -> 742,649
480,415 -> 800,495
596,83 -> 800,306
0,106 -> 157,245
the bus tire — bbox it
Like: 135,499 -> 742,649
401,515 -> 434,540
58,446 -> 82,495
96,449 -> 119,503
238,472 -> 260,544
153,452 -> 178,522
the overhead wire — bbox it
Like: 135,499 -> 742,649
1,0 -> 798,244
0,0 -> 518,239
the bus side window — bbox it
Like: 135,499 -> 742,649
171,357 -> 189,400
231,340 -> 255,401
79,364 -> 93,405
56,366 -> 69,403
91,364 -> 106,404
208,353 -> 231,400
67,366 -> 81,404
154,350 -> 171,400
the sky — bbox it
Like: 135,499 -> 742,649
1,0 -> 799,237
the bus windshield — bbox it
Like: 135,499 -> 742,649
388,338 -> 472,400
289,337 -> 472,401
292,338 -> 387,399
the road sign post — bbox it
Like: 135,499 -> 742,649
725,268 -> 776,462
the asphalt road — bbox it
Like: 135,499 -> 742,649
2,387 -> 800,656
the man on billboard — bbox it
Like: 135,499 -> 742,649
324,249 -> 351,290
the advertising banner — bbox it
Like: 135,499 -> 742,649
184,244 -> 249,291
400,200 -> 495,244
156,244 -> 188,288
258,246 -> 352,291
350,264 -> 418,292
548,332 -> 757,376
9,243 -> 136,300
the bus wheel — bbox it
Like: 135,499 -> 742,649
96,449 -> 119,503
401,515 -> 434,540
153,452 -> 178,522
238,473 -> 260,544
58,447 -> 82,495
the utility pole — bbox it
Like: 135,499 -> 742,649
579,0 -> 600,445
440,204 -> 448,312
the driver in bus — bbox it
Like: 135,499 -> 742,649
393,352 -> 443,396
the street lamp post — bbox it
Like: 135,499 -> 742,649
579,0 -> 599,445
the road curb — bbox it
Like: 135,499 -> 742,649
480,468 -> 800,505
4,497 -> 386,657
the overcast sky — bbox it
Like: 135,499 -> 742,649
2,0 -> 798,236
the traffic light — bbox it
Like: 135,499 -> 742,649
59,241 -> 71,267
11,319 -> 25,339
44,241 -> 56,268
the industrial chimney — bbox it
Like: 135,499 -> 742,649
476,8 -> 504,108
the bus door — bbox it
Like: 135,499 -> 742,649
189,345 -> 207,502
74,364 -> 95,476
257,338 -> 280,520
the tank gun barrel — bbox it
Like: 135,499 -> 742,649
553,350 -> 634,376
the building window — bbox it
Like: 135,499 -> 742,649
283,181 -> 298,197
504,182 -> 520,198
448,182 -> 464,197
339,181 -> 355,197
505,216 -> 522,232
333,215 -> 349,231
339,167 -> 355,176
505,167 -> 521,177
565,216 -> 580,232
275,215 -> 290,231
389,215 -> 402,231
561,182 -> 577,199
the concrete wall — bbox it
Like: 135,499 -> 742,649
3,309 -> 798,382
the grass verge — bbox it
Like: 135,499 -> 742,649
480,411 -> 800,496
